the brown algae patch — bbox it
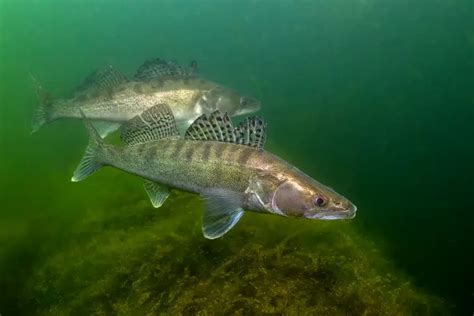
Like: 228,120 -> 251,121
24,191 -> 447,315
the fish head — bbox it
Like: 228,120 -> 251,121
271,173 -> 357,220
198,87 -> 260,117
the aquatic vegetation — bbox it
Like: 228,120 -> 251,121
19,189 -> 446,315
1,0 -> 472,313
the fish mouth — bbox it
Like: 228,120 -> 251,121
308,204 -> 357,220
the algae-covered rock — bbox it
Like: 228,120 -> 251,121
23,190 -> 447,315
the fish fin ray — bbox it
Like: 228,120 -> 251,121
201,189 -> 244,239
235,117 -> 267,149
185,111 -> 266,149
91,121 -> 121,138
71,110 -> 105,182
134,58 -> 197,81
143,180 -> 170,208
120,103 -> 179,145
30,73 -> 54,133
75,65 -> 128,97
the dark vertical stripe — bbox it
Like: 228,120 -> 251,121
171,140 -> 186,158
185,144 -> 195,161
202,143 -> 212,161
225,144 -> 238,161
161,141 -> 173,158
228,144 -> 240,160
237,147 -> 254,165
145,146 -> 156,162
137,144 -> 146,156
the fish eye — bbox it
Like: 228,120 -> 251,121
240,98 -> 248,106
314,196 -> 326,207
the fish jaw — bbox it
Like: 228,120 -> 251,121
305,203 -> 357,220
237,96 -> 261,115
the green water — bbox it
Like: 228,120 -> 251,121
1,0 -> 473,314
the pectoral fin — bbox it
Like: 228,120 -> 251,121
144,180 -> 170,208
201,189 -> 244,239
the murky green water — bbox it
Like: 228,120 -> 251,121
1,1 -> 473,314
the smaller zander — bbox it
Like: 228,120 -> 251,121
73,104 -> 356,239
32,58 -> 260,136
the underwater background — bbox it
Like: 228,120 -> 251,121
1,0 -> 473,314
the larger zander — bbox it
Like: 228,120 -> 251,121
72,104 -> 356,239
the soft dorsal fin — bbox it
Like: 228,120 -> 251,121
120,103 -> 179,145
184,111 -> 267,150
75,65 -> 128,96
185,111 -> 236,142
134,58 -> 196,81
235,117 -> 267,149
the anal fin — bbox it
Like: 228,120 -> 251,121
144,180 -> 170,208
201,189 -> 244,239
185,111 -> 267,150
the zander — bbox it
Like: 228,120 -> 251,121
32,58 -> 260,136
72,104 -> 356,239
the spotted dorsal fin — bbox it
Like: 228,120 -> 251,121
184,111 -> 266,150
75,65 -> 128,97
134,58 -> 196,81
235,117 -> 267,149
120,103 -> 179,145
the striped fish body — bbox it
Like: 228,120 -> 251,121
73,104 -> 356,239
102,139 -> 278,199
51,78 -> 217,123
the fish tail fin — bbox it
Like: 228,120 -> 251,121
30,73 -> 54,133
71,109 -> 105,182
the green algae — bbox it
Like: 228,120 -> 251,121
17,187 -> 447,315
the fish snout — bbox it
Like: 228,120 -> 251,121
345,203 -> 357,219
335,199 -> 358,218
239,96 -> 261,113
304,200 -> 357,220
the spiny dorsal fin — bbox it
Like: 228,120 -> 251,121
184,111 -> 267,150
134,58 -> 197,81
120,103 -> 179,145
75,65 -> 128,96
